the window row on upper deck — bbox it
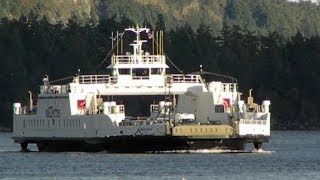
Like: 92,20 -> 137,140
111,54 -> 165,64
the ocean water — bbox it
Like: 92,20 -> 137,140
0,131 -> 319,180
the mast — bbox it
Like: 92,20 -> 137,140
124,25 -> 150,57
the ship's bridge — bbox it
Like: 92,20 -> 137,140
67,26 -> 219,95
67,26 -> 205,96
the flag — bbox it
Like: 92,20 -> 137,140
77,99 -> 86,109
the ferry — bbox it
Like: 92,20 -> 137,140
12,26 -> 271,152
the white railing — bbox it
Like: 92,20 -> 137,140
112,55 -> 165,64
246,105 -> 265,113
240,119 -> 267,125
132,76 -> 149,80
78,74 -> 204,85
14,106 -> 37,115
79,75 -> 118,84
40,85 -> 70,94
170,74 -> 204,84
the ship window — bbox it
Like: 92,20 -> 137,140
215,105 -> 225,113
230,84 -> 234,92
223,84 -> 226,92
118,68 -> 130,75
151,68 -> 162,75
132,68 -> 149,76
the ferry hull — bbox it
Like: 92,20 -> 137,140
14,136 -> 269,153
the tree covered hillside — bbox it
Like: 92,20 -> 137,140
0,0 -> 320,37
0,0 -> 99,25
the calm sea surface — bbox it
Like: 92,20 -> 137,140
0,131 -> 319,180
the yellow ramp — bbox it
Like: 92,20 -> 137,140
172,125 -> 234,137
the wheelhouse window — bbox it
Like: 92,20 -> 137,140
151,68 -> 163,75
118,68 -> 130,75
132,68 -> 149,76
214,105 -> 224,113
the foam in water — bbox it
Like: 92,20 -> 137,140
250,148 -> 274,154
149,148 -> 275,154
150,149 -> 256,154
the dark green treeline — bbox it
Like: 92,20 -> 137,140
1,17 -> 320,130
1,0 -> 320,38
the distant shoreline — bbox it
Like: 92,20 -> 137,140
0,127 -> 12,132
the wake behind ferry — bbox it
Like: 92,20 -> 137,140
12,26 -> 271,152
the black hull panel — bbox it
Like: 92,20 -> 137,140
104,136 -> 247,153
36,141 -> 105,152
15,136 -> 269,153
